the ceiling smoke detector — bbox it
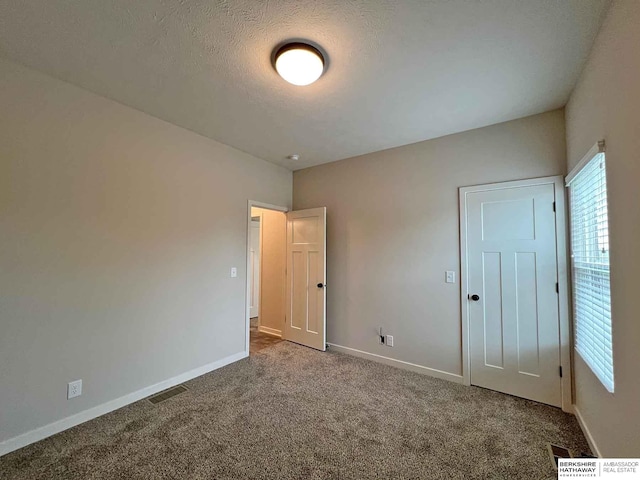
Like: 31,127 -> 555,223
274,42 -> 325,86
287,154 -> 300,161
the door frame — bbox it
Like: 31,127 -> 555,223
245,201 -> 288,355
459,175 -> 572,412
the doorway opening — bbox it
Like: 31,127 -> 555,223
459,175 -> 572,411
245,201 -> 328,355
248,204 -> 287,354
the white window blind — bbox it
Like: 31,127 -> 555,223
566,142 -> 614,393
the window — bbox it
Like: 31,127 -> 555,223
566,140 -> 613,392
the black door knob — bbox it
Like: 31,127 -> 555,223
317,283 -> 325,288
469,294 -> 480,301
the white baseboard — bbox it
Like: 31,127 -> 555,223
0,350 -> 247,457
573,404 -> 602,458
327,343 -> 463,384
258,325 -> 282,337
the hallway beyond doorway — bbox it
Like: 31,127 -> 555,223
250,321 -> 283,354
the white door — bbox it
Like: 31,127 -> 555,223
284,207 -> 326,351
249,220 -> 260,319
463,181 -> 562,407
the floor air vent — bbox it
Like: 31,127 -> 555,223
147,385 -> 188,404
547,443 -> 573,469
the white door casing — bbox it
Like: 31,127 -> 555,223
284,207 -> 327,351
460,176 -> 571,410
250,219 -> 260,319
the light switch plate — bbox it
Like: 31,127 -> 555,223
446,271 -> 456,283
230,267 -> 237,278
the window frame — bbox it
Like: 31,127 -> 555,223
566,140 -> 615,393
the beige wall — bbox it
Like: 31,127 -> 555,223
565,0 -> 640,457
293,110 -> 566,378
0,58 -> 292,447
251,207 -> 286,335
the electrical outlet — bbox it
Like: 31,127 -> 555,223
230,267 -> 237,278
386,335 -> 394,347
67,380 -> 82,399
446,271 -> 456,283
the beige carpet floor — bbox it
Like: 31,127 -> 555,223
0,342 -> 590,479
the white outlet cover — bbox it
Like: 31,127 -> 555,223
68,379 -> 82,399
230,267 -> 237,278
386,335 -> 394,347
446,271 -> 456,283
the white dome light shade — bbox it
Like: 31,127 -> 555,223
274,43 -> 325,86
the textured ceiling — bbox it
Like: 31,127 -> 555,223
0,0 -> 610,170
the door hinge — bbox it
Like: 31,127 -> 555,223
556,282 -> 559,294
559,366 -> 563,378
553,201 -> 556,212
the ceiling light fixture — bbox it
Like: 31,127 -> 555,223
274,42 -> 325,86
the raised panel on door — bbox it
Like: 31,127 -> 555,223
482,251 -> 504,369
514,252 -> 540,376
307,251 -> 319,334
466,183 -> 561,407
290,250 -> 306,330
